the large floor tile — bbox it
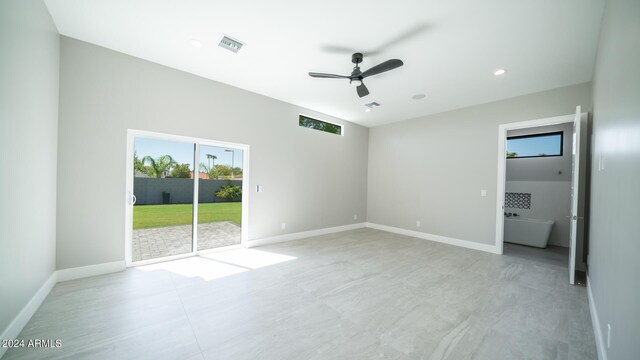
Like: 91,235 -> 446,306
4,229 -> 597,360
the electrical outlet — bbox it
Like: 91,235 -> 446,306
607,324 -> 611,348
416,221 -> 421,227
281,223 -> 286,230
353,214 -> 358,220
481,189 -> 487,197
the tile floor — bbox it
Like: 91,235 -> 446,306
4,228 -> 596,360
504,243 -> 569,268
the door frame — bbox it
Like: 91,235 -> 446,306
494,113 -> 583,254
125,129 -> 250,267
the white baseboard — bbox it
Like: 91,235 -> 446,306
57,260 -> 126,282
587,276 -> 608,360
246,221 -> 499,255
0,271 -> 57,359
365,222 -> 501,254
246,223 -> 366,248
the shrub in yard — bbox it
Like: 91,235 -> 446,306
215,184 -> 242,201
170,163 -> 192,178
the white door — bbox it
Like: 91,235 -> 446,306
568,106 -> 584,285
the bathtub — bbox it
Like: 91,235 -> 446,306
504,217 -> 554,248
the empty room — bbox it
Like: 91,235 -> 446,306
1,0 -> 638,359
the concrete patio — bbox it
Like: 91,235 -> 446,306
132,221 -> 241,261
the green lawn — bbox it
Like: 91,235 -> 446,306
133,202 -> 241,229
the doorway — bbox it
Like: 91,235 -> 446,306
125,130 -> 249,266
495,107 -> 588,284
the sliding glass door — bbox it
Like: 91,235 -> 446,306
132,137 -> 195,262
197,145 -> 244,251
127,131 -> 247,265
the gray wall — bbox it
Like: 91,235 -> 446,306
367,83 -> 592,246
588,0 -> 640,358
0,0 -> 59,341
56,37 -> 369,270
134,178 -> 242,205
506,123 -> 574,248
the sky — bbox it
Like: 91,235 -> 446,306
135,137 -> 244,170
507,133 -> 562,157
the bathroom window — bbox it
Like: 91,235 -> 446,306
506,131 -> 563,158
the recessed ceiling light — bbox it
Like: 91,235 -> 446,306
190,39 -> 203,48
412,94 -> 426,100
494,69 -> 507,76
364,108 -> 371,112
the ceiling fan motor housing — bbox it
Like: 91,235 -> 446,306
351,52 -> 364,64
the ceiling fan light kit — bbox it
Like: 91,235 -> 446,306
309,52 -> 404,98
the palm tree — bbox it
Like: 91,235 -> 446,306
142,155 -> 176,178
200,155 -> 218,173
133,151 -> 146,173
206,154 -> 217,171
199,162 -> 212,179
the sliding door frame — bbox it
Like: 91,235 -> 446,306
125,129 -> 250,267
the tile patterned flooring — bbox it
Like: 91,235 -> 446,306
4,228 -> 596,359
504,243 -> 569,268
132,221 -> 241,261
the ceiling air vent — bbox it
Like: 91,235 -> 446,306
365,102 -> 381,108
218,35 -> 244,53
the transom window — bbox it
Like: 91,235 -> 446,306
506,131 -> 563,158
299,114 -> 342,136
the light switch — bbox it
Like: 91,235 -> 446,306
481,189 -> 487,197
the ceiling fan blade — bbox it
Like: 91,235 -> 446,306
309,72 -> 350,79
356,83 -> 370,98
361,59 -> 404,78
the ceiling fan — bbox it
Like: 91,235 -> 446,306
309,53 -> 404,98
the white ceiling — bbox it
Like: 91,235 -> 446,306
44,0 -> 606,127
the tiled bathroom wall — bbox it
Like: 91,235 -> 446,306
505,192 -> 531,209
